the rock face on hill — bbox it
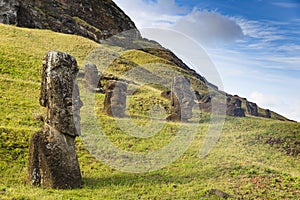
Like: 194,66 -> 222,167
0,0 -> 140,43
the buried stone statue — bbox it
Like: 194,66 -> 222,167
167,76 -> 194,122
28,51 -> 82,189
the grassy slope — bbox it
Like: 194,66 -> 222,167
0,24 -> 299,199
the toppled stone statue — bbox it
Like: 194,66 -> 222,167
265,109 -> 271,118
226,96 -> 245,117
167,76 -> 194,122
84,63 -> 103,93
104,80 -> 127,118
246,101 -> 258,116
28,51 -> 82,189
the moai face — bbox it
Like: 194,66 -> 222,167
104,80 -> 127,118
168,76 -> 194,122
40,51 -> 83,136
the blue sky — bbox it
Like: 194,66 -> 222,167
114,0 -> 300,121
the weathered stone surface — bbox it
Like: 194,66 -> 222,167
104,80 -> 127,118
0,0 -> 140,43
167,76 -> 194,122
28,51 -> 82,189
266,109 -> 271,118
226,96 -> 245,117
28,127 -> 82,189
246,101 -> 258,116
40,51 -> 81,137
84,63 -> 103,93
0,0 -> 19,24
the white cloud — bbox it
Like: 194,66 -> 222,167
113,0 -> 186,27
272,2 -> 300,8
250,91 -> 280,108
172,9 -> 244,45
114,0 -> 244,45
235,18 -> 284,43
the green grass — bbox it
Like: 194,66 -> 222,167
0,24 -> 299,199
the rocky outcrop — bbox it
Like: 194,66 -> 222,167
0,0 -> 140,43
167,76 -> 194,122
104,80 -> 127,118
84,63 -> 103,93
28,51 -> 82,189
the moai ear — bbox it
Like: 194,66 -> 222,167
39,55 -> 48,107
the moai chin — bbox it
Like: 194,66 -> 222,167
28,51 -> 82,189
104,80 -> 127,118
167,76 -> 194,122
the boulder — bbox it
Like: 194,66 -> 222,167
104,80 -> 127,118
167,76 -> 194,122
28,51 -> 82,189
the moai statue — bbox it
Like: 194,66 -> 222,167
226,96 -> 245,117
84,63 -> 103,93
246,101 -> 258,116
104,80 -> 127,118
167,76 -> 194,122
28,51 -> 82,189
265,109 -> 271,118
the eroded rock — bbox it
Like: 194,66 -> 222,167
104,80 -> 127,118
28,51 -> 82,189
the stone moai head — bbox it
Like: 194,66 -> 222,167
169,76 -> 194,121
104,80 -> 127,118
265,109 -> 271,118
40,51 -> 82,137
84,63 -> 101,90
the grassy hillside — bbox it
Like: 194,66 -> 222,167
0,24 -> 299,199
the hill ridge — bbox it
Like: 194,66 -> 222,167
0,0 -> 294,122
